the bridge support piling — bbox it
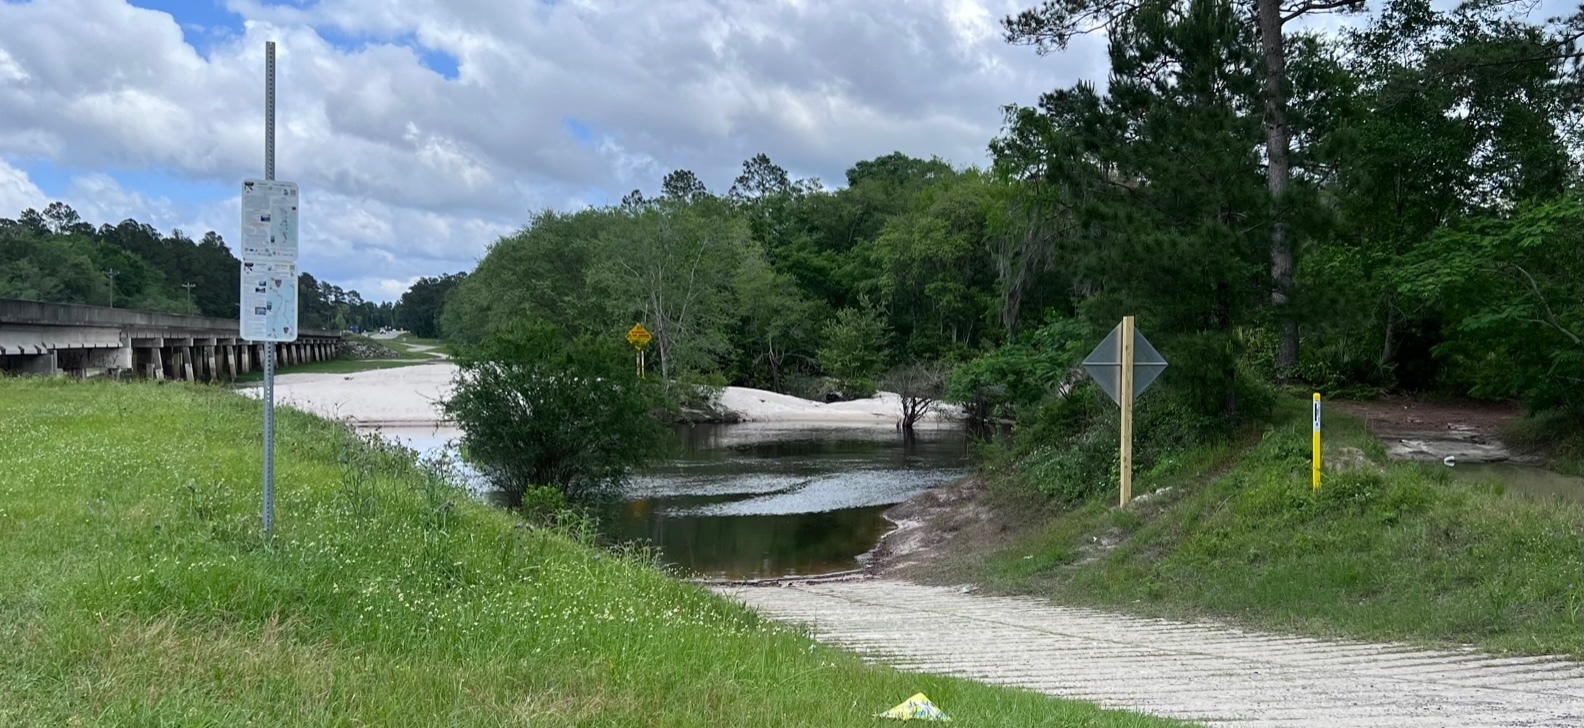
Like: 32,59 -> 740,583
205,340 -> 218,382
224,344 -> 237,381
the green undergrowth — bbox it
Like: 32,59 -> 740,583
0,377 -> 1192,727
977,399 -> 1584,658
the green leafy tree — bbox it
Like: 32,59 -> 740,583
1,202 -> 370,323
733,246 -> 824,392
397,272 -> 467,338
863,170 -> 998,359
443,320 -> 674,504
996,0 -> 1272,418
441,209 -> 618,345
1396,197 -> 1583,414
818,304 -> 890,397
592,196 -> 754,382
1003,0 -> 1369,376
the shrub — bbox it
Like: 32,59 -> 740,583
443,320 -> 675,505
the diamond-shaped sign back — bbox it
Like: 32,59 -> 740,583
1081,322 -> 1168,406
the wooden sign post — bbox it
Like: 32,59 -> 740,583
1083,316 -> 1167,507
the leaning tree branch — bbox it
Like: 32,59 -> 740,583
1279,0 -> 1365,24
1498,262 -> 1584,347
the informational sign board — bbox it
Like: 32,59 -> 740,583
240,179 -> 300,262
240,260 -> 299,342
1082,323 -> 1167,406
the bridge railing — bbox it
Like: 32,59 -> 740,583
0,298 -> 341,339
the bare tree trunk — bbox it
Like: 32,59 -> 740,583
1256,0 -> 1299,376
767,333 -> 782,393
1379,295 -> 1396,370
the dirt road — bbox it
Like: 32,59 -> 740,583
717,580 -> 1584,727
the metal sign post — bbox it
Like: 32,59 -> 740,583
1082,316 -> 1168,507
627,323 -> 651,379
242,41 -> 301,542
263,42 -> 276,541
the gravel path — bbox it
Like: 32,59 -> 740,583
717,580 -> 1584,727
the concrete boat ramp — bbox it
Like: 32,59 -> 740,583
717,579 -> 1584,727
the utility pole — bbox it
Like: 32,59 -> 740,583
104,269 -> 119,308
181,282 -> 196,311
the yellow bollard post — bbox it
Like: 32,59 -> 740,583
1312,392 -> 1322,490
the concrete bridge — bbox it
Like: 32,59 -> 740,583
0,298 -> 342,381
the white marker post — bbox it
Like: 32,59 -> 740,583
240,41 -> 301,542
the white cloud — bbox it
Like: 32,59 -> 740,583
7,0 -> 1573,301
0,159 -> 45,215
0,0 -> 1100,299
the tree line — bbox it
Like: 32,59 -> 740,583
0,201 -> 399,332
438,0 -> 1580,500
445,1 -> 1579,409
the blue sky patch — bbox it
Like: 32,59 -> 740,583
104,168 -> 234,205
312,26 -> 460,80
128,0 -> 244,57
417,48 -> 460,80
562,118 -> 597,145
10,158 -> 230,221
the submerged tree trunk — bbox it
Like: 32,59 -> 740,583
1256,0 -> 1299,376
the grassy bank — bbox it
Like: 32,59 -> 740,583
954,400 -> 1584,658
231,357 -> 431,384
0,377 -> 1190,727
364,332 -> 453,360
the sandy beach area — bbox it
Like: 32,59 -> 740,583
240,362 -> 958,428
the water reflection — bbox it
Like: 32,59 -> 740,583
366,422 -> 970,581
609,424 -> 968,579
1446,462 -> 1584,504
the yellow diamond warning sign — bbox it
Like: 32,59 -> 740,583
626,323 -> 652,349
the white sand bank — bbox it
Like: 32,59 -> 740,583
718,387 -> 959,427
238,363 -> 457,427
240,361 -> 957,429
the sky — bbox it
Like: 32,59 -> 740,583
0,0 -> 1571,302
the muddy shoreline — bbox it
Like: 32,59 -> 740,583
1330,396 -> 1541,464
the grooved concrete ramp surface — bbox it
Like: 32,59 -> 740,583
716,580 -> 1584,727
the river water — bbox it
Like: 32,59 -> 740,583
373,423 -> 969,580
1444,462 -> 1584,504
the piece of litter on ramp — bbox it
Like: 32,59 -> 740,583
876,693 -> 951,721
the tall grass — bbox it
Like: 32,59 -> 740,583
0,377 -> 1191,727
977,400 -> 1584,657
